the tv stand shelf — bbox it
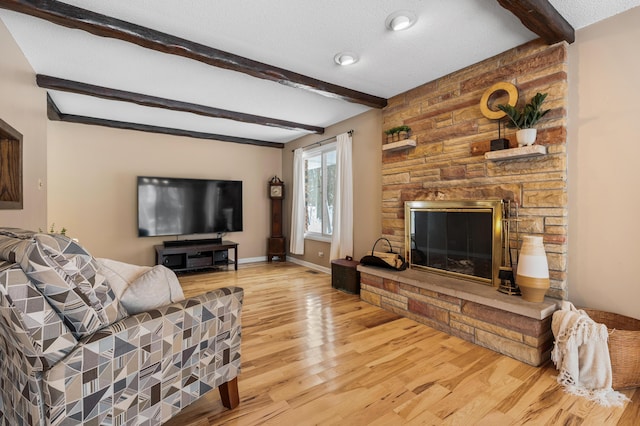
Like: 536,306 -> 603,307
155,240 -> 238,273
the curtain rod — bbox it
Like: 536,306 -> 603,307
291,129 -> 353,152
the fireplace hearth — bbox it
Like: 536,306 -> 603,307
357,265 -> 556,366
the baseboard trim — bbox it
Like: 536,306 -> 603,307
236,256 -> 331,275
287,257 -> 330,275
237,256 -> 267,264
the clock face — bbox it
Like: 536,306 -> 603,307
270,185 -> 283,198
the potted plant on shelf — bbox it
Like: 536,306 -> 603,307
384,128 -> 395,143
397,125 -> 411,140
384,125 -> 412,143
497,92 -> 550,146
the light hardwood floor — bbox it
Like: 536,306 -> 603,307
166,262 -> 639,425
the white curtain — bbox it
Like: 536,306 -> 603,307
330,132 -> 353,260
289,148 -> 305,254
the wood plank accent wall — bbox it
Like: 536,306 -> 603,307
381,41 -> 568,299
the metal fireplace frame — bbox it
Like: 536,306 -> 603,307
404,199 -> 503,286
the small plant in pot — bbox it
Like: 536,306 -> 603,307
397,125 -> 411,140
497,92 -> 550,146
384,125 -> 412,143
384,128 -> 395,143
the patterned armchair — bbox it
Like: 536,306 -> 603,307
0,229 -> 242,425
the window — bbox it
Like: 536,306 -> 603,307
304,143 -> 336,240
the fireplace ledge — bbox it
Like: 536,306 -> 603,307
484,144 -> 546,161
357,265 -> 557,320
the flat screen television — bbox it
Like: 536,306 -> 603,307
137,176 -> 243,237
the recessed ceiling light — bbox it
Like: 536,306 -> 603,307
385,10 -> 417,31
334,52 -> 359,66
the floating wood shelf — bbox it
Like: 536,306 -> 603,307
484,144 -> 546,161
382,139 -> 416,152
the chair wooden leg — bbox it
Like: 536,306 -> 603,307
218,377 -> 239,409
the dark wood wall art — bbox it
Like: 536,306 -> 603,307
0,118 -> 23,209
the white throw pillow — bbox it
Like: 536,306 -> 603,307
120,265 -> 185,315
96,258 -> 152,299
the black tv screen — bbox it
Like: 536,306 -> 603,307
137,176 -> 243,237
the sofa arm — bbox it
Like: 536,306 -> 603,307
43,287 -> 243,424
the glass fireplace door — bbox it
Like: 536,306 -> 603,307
405,200 -> 503,285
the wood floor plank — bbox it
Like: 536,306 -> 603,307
617,388 -> 639,425
394,382 -> 451,422
168,262 -> 639,425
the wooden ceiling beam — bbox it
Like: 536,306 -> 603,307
37,74 -> 324,134
46,93 -> 62,121
46,94 -> 284,148
497,0 -> 574,44
0,0 -> 387,109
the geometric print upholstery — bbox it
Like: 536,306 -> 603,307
0,227 -> 36,239
0,328 -> 43,426
0,233 -> 32,264
43,286 -> 243,425
0,227 -> 35,240
0,263 -> 77,372
17,233 -> 127,338
0,262 -> 65,426
0,249 -> 243,426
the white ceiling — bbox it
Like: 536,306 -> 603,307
1,0 -> 639,145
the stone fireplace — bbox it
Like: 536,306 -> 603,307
380,40 -> 567,300
360,40 -> 568,366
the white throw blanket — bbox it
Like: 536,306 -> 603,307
551,301 -> 629,406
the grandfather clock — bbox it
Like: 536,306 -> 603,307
267,176 -> 286,262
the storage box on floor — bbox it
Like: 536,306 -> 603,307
331,258 -> 360,294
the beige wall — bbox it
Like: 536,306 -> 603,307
568,7 -> 640,318
47,122 -> 281,265
283,109 -> 382,269
0,20 -> 47,229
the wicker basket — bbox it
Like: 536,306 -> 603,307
583,309 -> 640,390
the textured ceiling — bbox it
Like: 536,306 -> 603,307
1,0 -> 639,144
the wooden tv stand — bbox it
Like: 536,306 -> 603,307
155,240 -> 238,273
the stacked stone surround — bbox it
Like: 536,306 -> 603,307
359,266 -> 556,366
362,41 -> 568,365
381,40 -> 568,299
